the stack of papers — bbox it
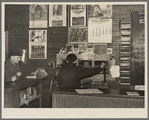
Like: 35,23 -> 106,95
26,76 -> 36,79
75,89 -> 103,94
126,91 -> 139,96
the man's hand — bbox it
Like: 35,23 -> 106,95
12,76 -> 17,81
17,72 -> 22,76
101,62 -> 106,69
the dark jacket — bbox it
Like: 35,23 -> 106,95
5,59 -> 20,82
58,63 -> 103,88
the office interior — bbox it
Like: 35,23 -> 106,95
4,4 -> 145,108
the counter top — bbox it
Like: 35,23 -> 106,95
5,76 -> 49,91
53,88 -> 144,99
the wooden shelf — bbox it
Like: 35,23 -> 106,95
120,22 -> 131,84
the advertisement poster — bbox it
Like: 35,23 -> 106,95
68,27 -> 88,43
70,5 -> 86,26
49,5 -> 66,27
29,5 -> 48,28
88,19 -> 112,43
88,4 -> 112,19
29,30 -> 47,59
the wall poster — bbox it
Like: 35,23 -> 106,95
70,5 -> 86,26
88,4 -> 112,43
49,4 -> 66,27
68,27 -> 88,43
29,30 -> 47,59
29,5 -> 48,28
88,4 -> 112,19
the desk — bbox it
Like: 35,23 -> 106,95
52,88 -> 144,108
4,76 -> 49,108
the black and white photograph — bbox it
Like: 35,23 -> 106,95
1,1 -> 148,119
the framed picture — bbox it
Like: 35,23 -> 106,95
49,4 -> 66,27
29,30 -> 47,59
70,5 -> 86,26
29,4 -> 48,28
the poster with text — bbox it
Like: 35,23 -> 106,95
70,5 -> 86,26
49,4 -> 66,27
29,5 -> 48,28
29,30 -> 47,59
88,19 -> 112,43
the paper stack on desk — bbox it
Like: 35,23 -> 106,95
26,76 -> 36,79
75,89 -> 103,94
126,91 -> 140,96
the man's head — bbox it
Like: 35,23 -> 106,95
9,49 -> 22,64
66,54 -> 77,64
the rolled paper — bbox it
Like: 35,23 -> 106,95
22,49 -> 26,63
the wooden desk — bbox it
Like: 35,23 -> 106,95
4,76 -> 49,108
52,88 -> 144,108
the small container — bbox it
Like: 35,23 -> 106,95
33,88 -> 37,96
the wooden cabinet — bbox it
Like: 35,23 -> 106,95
4,77 -> 48,108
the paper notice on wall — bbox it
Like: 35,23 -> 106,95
135,85 -> 145,91
110,65 -> 120,78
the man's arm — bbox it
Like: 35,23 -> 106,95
77,62 -> 106,80
77,66 -> 103,79
5,62 -> 21,82
5,70 -> 13,82
5,62 -> 13,82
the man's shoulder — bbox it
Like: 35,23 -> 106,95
5,59 -> 11,64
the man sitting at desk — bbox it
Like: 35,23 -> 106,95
58,54 -> 106,89
5,49 -> 22,82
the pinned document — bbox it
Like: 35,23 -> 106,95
110,65 -> 120,78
